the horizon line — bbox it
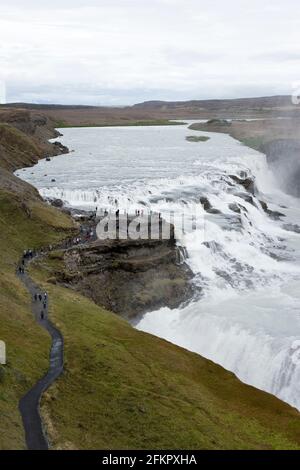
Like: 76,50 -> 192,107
0,93 -> 292,109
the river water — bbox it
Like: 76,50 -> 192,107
16,122 -> 300,410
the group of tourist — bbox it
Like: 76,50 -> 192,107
18,249 -> 35,274
33,292 -> 48,320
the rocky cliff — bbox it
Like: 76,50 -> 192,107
0,108 -> 68,172
49,228 -> 193,319
0,106 -> 194,319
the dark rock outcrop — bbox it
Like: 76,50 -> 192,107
228,203 -> 243,214
50,198 -> 64,208
52,141 -> 69,155
235,192 -> 255,206
259,200 -> 285,220
229,175 -> 256,194
199,196 -> 221,214
53,233 -> 194,320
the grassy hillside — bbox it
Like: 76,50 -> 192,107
0,108 -> 299,450
0,190 -> 75,449
0,114 -> 76,448
26,255 -> 300,449
0,123 -> 42,171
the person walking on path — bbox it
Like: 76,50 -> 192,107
17,244 -> 64,450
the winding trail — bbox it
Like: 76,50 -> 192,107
16,214 -> 138,449
16,219 -> 98,449
17,253 -> 64,450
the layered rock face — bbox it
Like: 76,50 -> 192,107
0,108 -> 68,172
54,231 -> 194,320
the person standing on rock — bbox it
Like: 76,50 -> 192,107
40,311 -> 44,320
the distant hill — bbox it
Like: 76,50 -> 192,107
0,106 -> 300,450
0,103 -> 100,110
1,95 -> 299,127
133,95 -> 292,110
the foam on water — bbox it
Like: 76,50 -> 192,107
17,122 -> 300,409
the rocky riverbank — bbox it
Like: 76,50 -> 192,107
188,117 -> 300,152
189,118 -> 300,198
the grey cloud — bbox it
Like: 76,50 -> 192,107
1,0 -> 299,104
253,51 -> 300,62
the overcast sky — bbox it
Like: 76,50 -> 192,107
0,0 -> 299,105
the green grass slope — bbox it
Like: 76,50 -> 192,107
0,190 -> 75,449
0,114 -> 299,450
29,255 -> 300,450
0,123 -> 42,171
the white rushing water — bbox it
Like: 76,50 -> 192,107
17,122 -> 300,410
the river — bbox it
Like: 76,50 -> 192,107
16,122 -> 300,410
